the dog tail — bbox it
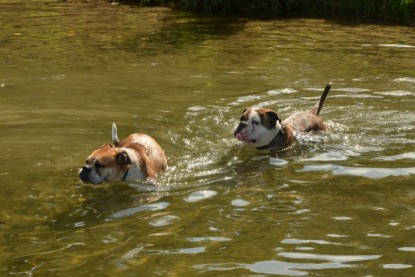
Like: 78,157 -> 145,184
112,123 -> 120,147
311,83 -> 332,116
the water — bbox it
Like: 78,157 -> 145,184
1,1 -> 415,275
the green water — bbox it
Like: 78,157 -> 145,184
1,1 -> 415,275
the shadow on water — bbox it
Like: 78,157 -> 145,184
50,183 -> 167,230
119,10 -> 249,55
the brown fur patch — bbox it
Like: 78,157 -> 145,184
87,144 -> 126,177
240,108 -> 251,122
257,108 -> 279,130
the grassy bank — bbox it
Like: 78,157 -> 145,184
138,0 -> 414,23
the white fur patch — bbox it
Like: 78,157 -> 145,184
240,110 -> 281,148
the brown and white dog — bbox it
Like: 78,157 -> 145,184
79,123 -> 167,184
234,84 -> 332,153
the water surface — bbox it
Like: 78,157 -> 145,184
1,1 -> 415,275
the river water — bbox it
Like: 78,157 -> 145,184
1,1 -> 415,276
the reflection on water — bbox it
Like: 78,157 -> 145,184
1,0 -> 415,276
300,164 -> 415,179
195,251 -> 382,275
110,202 -> 170,219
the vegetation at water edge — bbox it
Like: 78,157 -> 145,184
136,0 -> 414,22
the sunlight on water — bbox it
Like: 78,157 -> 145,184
187,236 -> 231,242
267,88 -> 298,95
278,252 -> 381,263
194,260 -> 356,275
394,77 -> 415,83
301,152 -> 349,161
110,202 -> 169,219
183,190 -> 218,202
376,152 -> 415,161
374,90 -> 413,96
148,215 -> 179,227
231,198 -> 250,207
300,164 -> 415,179
281,239 -> 341,245
382,264 -> 413,269
378,44 -> 415,48
269,157 -> 289,166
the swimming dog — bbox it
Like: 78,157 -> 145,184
234,84 -> 331,153
79,123 -> 167,184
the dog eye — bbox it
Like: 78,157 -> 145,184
252,120 -> 260,125
95,162 -> 104,169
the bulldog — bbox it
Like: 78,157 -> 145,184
79,123 -> 167,184
234,83 -> 332,154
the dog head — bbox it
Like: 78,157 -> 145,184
234,108 -> 282,148
79,143 -> 131,184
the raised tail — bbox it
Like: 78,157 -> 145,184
112,122 -> 120,147
311,83 -> 332,116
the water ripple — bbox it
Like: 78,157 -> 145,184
299,164 -> 415,179
374,90 -> 413,96
148,215 -> 179,227
301,152 -> 348,162
187,236 -> 231,242
378,44 -> 415,48
148,246 -> 206,255
398,247 -> 415,252
247,260 -> 352,275
267,88 -> 297,95
394,77 -> 415,83
281,239 -> 341,245
229,95 -> 262,105
382,264 -> 413,269
183,190 -> 218,203
269,157 -> 289,166
332,87 -> 371,93
110,202 -> 169,219
376,151 -> 415,161
194,260 -> 355,276
279,252 -> 381,263
231,199 -> 250,207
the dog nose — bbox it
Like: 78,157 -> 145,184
81,164 -> 92,172
234,123 -> 247,137
79,165 -> 92,181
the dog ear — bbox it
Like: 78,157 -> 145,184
240,108 -> 250,122
116,151 -> 131,165
264,110 -> 280,129
101,143 -> 113,148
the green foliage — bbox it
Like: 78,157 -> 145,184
313,0 -> 414,21
138,0 -> 167,6
138,0 -> 414,22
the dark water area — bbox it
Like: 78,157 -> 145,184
1,1 -> 415,275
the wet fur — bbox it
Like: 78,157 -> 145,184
79,124 -> 167,184
234,84 -> 332,153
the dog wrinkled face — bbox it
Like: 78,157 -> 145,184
79,143 -> 130,184
234,108 -> 281,148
